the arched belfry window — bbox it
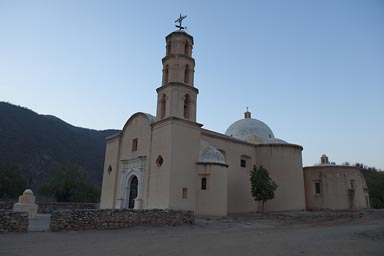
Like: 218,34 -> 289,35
166,43 -> 171,56
160,94 -> 166,119
164,65 -> 169,85
183,94 -> 190,119
184,42 -> 189,55
184,65 -> 189,84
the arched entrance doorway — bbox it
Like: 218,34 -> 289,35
128,176 -> 138,209
117,158 -> 145,209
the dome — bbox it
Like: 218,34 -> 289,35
23,189 -> 33,195
199,146 -> 225,164
225,112 -> 275,143
266,138 -> 287,144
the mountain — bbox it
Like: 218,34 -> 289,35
0,102 -> 119,189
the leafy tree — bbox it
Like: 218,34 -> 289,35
38,164 -> 99,203
0,162 -> 26,200
355,163 -> 384,208
250,165 -> 278,214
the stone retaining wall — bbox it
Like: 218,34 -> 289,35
50,209 -> 194,231
0,201 -> 99,213
0,201 -> 15,210
37,202 -> 99,213
0,210 -> 29,233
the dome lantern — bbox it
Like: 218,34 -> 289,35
244,107 -> 251,119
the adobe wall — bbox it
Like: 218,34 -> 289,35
201,129 -> 258,213
100,134 -> 120,209
201,129 -> 306,213
196,164 -> 228,216
49,209 -> 194,231
304,165 -> 369,210
100,113 -> 153,210
255,144 -> 306,212
0,210 -> 29,233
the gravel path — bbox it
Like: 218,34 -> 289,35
0,212 -> 383,256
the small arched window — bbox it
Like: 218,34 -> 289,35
183,94 -> 190,119
160,94 -> 166,119
184,42 -> 189,55
184,65 -> 189,84
201,177 -> 207,190
164,65 -> 169,85
166,44 -> 171,56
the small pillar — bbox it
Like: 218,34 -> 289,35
13,189 -> 38,218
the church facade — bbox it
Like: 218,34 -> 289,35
100,29 -> 368,216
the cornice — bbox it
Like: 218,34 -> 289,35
156,82 -> 199,94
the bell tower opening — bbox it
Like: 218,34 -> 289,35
163,65 -> 169,85
184,65 -> 189,84
166,43 -> 171,56
184,94 -> 190,119
160,94 -> 166,118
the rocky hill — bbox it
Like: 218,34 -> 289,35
0,102 -> 119,189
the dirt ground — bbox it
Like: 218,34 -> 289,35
1,211 -> 383,256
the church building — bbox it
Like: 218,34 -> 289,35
100,23 -> 368,216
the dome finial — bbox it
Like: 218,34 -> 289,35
244,107 -> 251,119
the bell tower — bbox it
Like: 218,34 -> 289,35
155,24 -> 198,122
148,16 -> 202,211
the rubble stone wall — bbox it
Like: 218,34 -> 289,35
0,210 -> 29,233
0,201 -> 14,210
37,202 -> 99,213
50,209 -> 194,231
0,201 -> 98,213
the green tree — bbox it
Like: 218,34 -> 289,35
250,165 -> 278,214
38,164 -> 99,203
356,163 -> 384,208
0,162 -> 26,200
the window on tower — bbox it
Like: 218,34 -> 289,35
160,94 -> 166,119
184,42 -> 189,55
164,65 -> 169,85
183,94 -> 190,119
184,65 -> 189,84
166,43 -> 171,56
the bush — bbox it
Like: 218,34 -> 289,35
0,162 -> 26,200
38,164 -> 99,203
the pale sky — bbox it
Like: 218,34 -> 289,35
1,0 -> 383,169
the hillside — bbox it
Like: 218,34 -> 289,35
0,102 -> 119,189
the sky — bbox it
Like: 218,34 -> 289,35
0,0 -> 383,169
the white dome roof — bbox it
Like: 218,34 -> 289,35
266,138 -> 287,144
225,117 -> 275,143
199,146 -> 225,164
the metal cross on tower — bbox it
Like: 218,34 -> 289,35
175,14 -> 187,30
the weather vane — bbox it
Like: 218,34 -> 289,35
175,14 -> 187,30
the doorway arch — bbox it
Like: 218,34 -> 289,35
117,157 -> 145,210
128,176 -> 138,209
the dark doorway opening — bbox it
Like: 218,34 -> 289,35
128,176 -> 138,209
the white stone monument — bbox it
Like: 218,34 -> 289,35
13,189 -> 38,218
